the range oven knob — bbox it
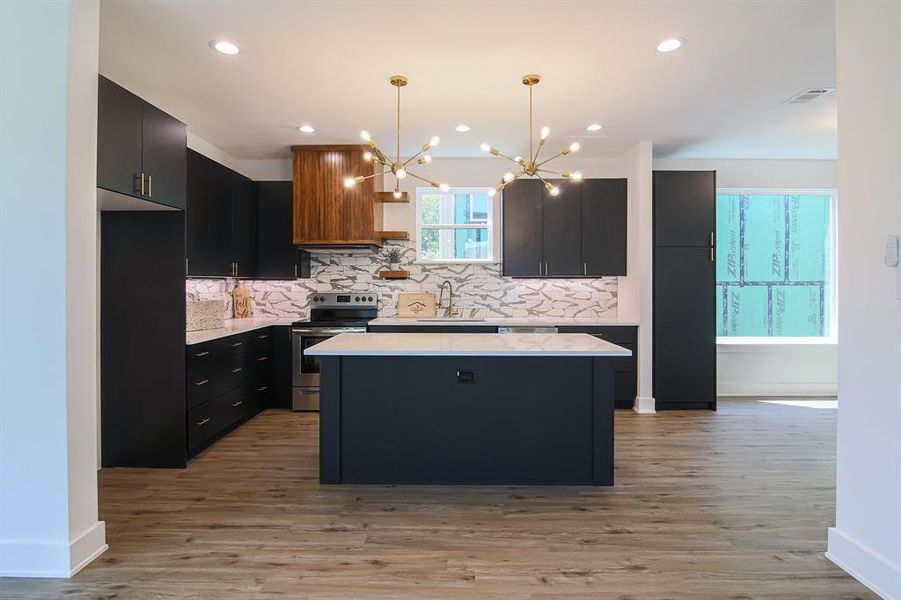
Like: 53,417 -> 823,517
355,296 -> 360,302
368,296 -> 373,302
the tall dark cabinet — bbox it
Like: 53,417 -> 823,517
501,177 -> 627,277
97,75 -> 186,209
101,212 -> 187,467
257,181 -> 308,278
653,171 -> 717,410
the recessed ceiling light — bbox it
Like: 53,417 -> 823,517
455,124 -> 470,132
586,123 -> 603,132
210,39 -> 240,55
297,125 -> 315,133
656,37 -> 684,53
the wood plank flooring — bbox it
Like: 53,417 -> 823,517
1,399 -> 874,599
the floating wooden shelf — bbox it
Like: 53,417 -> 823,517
377,269 -> 410,280
374,191 -> 410,203
375,230 -> 409,240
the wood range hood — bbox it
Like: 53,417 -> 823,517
291,145 -> 410,251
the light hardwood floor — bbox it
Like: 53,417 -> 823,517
2,399 -> 874,599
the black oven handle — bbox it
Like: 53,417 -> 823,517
292,327 -> 367,335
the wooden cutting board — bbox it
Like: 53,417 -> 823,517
397,292 -> 437,318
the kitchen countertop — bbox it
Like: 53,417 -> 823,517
186,317 -> 296,345
368,316 -> 639,327
305,332 -> 632,357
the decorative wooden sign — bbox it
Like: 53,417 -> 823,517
397,292 -> 437,318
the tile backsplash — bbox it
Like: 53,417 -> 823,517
186,242 -> 617,320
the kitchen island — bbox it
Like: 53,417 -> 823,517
306,332 -> 631,486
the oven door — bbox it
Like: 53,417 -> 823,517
292,327 -> 365,410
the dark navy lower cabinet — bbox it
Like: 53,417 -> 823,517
319,355 -> 615,486
557,326 -> 637,409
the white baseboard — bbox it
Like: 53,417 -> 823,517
717,382 -> 837,397
0,520 -> 106,578
827,527 -> 901,599
632,396 -> 656,414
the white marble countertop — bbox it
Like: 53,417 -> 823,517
305,332 -> 632,357
368,316 -> 639,328
186,317 -> 296,345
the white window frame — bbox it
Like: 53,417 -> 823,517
715,188 -> 838,346
414,187 -> 498,264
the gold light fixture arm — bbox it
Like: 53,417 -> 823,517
403,141 -> 433,167
406,171 -> 442,188
537,150 -> 567,167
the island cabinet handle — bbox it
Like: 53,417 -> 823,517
230,400 -> 244,407
256,334 -> 269,340
194,351 -> 210,357
255,385 -> 269,392
230,367 -> 243,374
256,356 -> 269,362
195,418 -> 210,426
230,342 -> 243,348
193,379 -> 209,387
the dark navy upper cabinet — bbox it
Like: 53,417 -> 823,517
581,178 -> 627,276
257,181 -> 307,278
97,75 -> 186,209
653,171 -> 715,247
502,177 -> 627,277
541,179 -> 582,277
501,179 -> 543,277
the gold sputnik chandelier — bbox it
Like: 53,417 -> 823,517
481,74 -> 581,197
343,75 -> 448,197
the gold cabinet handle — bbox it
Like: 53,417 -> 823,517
256,334 -> 269,340
140,172 -> 145,195
294,264 -> 299,278
194,351 -> 210,357
195,418 -> 210,426
193,379 -> 209,387
234,262 -> 239,276
709,231 -> 716,262
230,400 -> 244,407
538,262 -> 542,276
256,356 -> 269,362
230,342 -> 243,348
148,174 -> 152,197
583,262 -> 588,276
544,262 -> 549,276
229,367 -> 243,374
255,385 -> 269,392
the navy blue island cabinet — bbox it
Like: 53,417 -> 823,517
308,333 -> 631,486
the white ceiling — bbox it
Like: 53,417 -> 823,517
99,0 -> 837,161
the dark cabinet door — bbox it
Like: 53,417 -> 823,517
654,171 -> 716,247
186,150 -> 232,276
97,76 -> 143,198
141,103 -> 186,209
653,246 -> 716,408
230,172 -> 257,277
581,178 -> 627,276
257,181 -> 301,278
541,179 -> 581,277
502,179 -> 543,277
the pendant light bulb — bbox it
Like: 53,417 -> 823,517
488,188 -> 497,197
503,172 -> 515,183
514,156 -> 524,165
429,136 -> 440,147
569,142 -> 580,152
395,168 -> 407,180
480,142 -> 491,152
393,190 -> 402,199
540,126 -> 550,140
360,130 -> 371,142
570,170 -> 583,181
439,183 -> 450,192
549,186 -> 560,197
343,177 -> 356,188
363,151 -> 373,161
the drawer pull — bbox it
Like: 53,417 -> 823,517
256,334 -> 269,340
195,418 -> 210,426
230,342 -> 243,348
193,379 -> 209,387
255,385 -> 269,392
194,351 -> 210,357
256,356 -> 269,362
230,367 -> 243,374
230,400 -> 244,407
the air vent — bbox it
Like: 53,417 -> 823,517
785,87 -> 835,104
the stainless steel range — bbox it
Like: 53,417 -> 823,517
291,292 -> 378,411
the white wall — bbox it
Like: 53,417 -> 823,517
0,0 -> 106,577
827,2 -> 901,598
654,157 -> 839,397
186,132 -> 291,181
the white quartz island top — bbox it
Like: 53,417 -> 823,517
305,332 -> 632,357
186,317 -> 296,345
368,317 -> 639,327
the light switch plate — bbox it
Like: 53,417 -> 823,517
885,233 -> 899,267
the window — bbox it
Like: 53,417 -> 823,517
716,190 -> 836,342
415,187 -> 495,262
